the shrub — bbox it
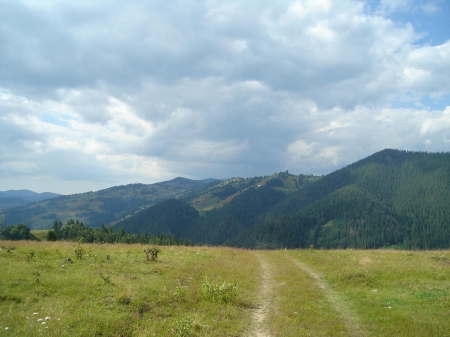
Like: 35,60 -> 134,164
201,278 -> 240,304
27,250 -> 35,260
173,286 -> 185,301
144,247 -> 161,261
75,243 -> 85,260
46,230 -> 57,241
169,316 -> 193,337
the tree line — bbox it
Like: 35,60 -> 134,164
0,223 -> 30,240
47,219 -> 192,246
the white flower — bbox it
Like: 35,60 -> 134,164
45,317 -> 51,320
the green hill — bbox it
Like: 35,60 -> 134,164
114,198 -> 199,236
246,149 -> 450,249
2,178 -> 214,229
4,149 -> 450,249
115,149 -> 450,249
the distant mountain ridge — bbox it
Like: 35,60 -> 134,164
0,190 -> 62,212
1,178 -> 223,228
4,149 -> 450,249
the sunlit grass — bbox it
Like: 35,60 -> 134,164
0,241 -> 259,336
263,251 -> 348,336
1,242 -> 449,336
287,249 -> 450,337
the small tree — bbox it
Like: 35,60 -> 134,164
47,230 -> 57,241
144,247 -> 161,261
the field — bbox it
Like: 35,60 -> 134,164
0,241 -> 449,336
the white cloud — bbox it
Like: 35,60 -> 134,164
421,2 -> 440,15
378,0 -> 413,14
0,0 -> 449,193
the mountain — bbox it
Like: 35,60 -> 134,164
112,173 -> 313,234
115,149 -> 450,249
239,149 -> 450,249
184,184 -> 286,245
1,178 -> 215,229
6,149 -> 449,249
114,198 -> 199,236
0,190 -> 61,212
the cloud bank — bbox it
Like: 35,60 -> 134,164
1,0 -> 449,193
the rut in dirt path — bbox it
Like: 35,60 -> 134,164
245,252 -> 273,337
285,254 -> 369,337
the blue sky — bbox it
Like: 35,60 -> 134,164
1,0 -> 449,194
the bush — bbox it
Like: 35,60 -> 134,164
201,278 -> 240,304
169,316 -> 193,337
144,246 -> 161,261
75,243 -> 85,260
46,230 -> 57,241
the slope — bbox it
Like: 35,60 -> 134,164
112,173 -> 318,244
2,178 -> 213,229
0,190 -> 61,213
248,149 -> 450,249
113,198 -> 199,236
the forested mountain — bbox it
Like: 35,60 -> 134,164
112,174 -> 307,237
116,149 -> 450,249
183,185 -> 286,245
4,149 -> 449,249
234,149 -> 450,249
1,178 -> 215,229
0,190 -> 61,212
114,199 -> 199,237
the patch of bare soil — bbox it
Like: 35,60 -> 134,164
244,252 -> 273,337
285,254 -> 368,337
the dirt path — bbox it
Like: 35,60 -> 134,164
245,252 -> 273,337
285,254 -> 368,337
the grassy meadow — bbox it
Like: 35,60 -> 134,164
0,241 -> 449,336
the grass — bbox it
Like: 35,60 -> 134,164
30,230 -> 48,241
286,249 -> 450,336
0,242 -> 449,336
262,251 -> 348,336
0,241 -> 259,336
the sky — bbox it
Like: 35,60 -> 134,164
1,0 -> 449,195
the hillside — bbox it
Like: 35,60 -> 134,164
113,198 -> 199,237
116,149 -> 450,249
0,190 -> 61,213
113,173 -> 318,238
3,172 -> 313,230
245,149 -> 450,249
1,178 -> 214,229
4,149 -> 450,249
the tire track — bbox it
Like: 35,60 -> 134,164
285,254 -> 368,337
245,252 -> 273,337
